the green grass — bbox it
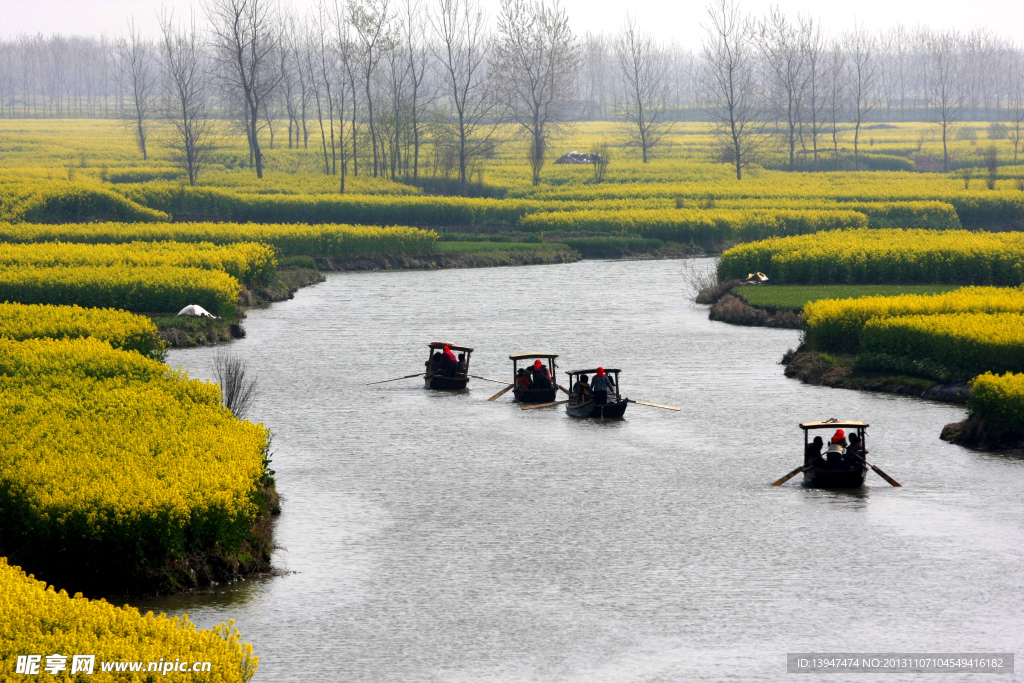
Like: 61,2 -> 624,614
735,284 -> 964,312
434,241 -> 570,254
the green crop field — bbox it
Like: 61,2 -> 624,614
735,284 -> 966,312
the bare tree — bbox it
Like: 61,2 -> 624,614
825,39 -> 846,170
117,19 -> 154,160
492,0 -> 579,184
403,0 -> 433,182
754,7 -> 806,171
205,0 -> 283,179
701,0 -> 762,180
157,11 -> 215,186
929,30 -> 965,172
214,350 -> 259,420
801,15 -> 826,170
844,23 -> 877,170
1010,54 -> 1024,164
349,0 -> 393,177
430,0 -> 497,195
615,16 -> 671,163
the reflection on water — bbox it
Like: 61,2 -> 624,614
134,259 -> 1024,682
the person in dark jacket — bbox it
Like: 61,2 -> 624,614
440,345 -> 459,377
426,351 -> 442,374
457,353 -> 467,374
531,359 -> 552,389
845,432 -> 866,464
573,373 -> 591,400
590,367 -> 615,404
805,435 -> 824,463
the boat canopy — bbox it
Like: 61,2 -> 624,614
800,420 -> 869,430
427,341 -> 473,352
509,352 -> 558,361
568,368 -> 622,375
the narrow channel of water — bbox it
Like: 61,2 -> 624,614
142,259 -> 1024,682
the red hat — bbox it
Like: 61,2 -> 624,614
534,359 -> 542,370
443,345 -> 450,353
596,366 -> 606,376
833,429 -> 845,441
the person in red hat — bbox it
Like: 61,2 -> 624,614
590,366 -> 616,404
440,345 -> 458,376
825,428 -> 848,465
531,358 -> 552,389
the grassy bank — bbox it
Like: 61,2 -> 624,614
736,284 -> 964,312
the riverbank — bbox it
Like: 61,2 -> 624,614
940,418 -> 1024,453
0,479 -> 280,598
697,280 -> 802,328
782,347 -> 970,404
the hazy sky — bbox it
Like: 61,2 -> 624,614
4,0 -> 1024,45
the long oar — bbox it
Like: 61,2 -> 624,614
367,373 -> 423,385
771,465 -> 806,486
521,400 -> 568,411
627,399 -> 681,411
470,375 -> 510,385
852,453 -> 901,487
558,384 -> 571,394
487,384 -> 514,401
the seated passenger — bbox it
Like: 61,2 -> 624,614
531,359 -> 552,389
845,432 -> 866,464
805,435 -> 824,465
427,351 -> 442,374
441,345 -> 459,377
591,367 -> 615,405
516,369 -> 531,390
573,373 -> 591,400
457,353 -> 467,374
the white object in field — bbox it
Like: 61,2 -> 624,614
177,304 -> 216,318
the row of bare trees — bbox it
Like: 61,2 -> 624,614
2,0 -> 1024,184
701,0 -> 1024,178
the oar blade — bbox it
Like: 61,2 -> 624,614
487,384 -> 514,401
870,464 -> 902,487
771,465 -> 805,487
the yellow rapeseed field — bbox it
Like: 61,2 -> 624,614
0,302 -> 162,356
0,559 -> 257,682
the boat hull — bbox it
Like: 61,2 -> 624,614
803,464 -> 869,489
425,374 -> 468,391
566,398 -> 628,419
513,387 -> 557,403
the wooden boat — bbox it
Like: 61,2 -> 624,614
565,368 -> 628,419
800,420 -> 870,488
423,341 -> 473,391
509,352 -> 560,403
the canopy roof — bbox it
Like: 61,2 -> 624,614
509,352 -> 558,361
800,420 -> 869,430
427,341 -> 473,352
568,368 -> 622,375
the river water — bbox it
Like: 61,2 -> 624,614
145,259 -> 1024,681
